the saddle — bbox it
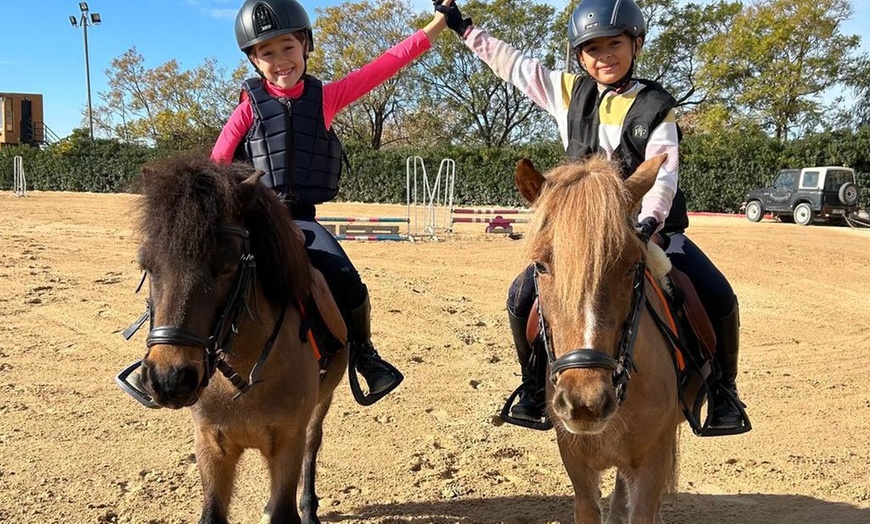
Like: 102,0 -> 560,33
304,267 -> 348,363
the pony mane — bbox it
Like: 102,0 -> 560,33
524,156 -> 635,316
137,153 -> 310,305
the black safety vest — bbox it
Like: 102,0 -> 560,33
565,76 -> 689,234
242,76 -> 343,205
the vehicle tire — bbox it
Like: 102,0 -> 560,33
793,203 -> 814,226
745,201 -> 764,222
838,182 -> 859,206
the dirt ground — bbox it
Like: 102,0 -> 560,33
1,192 -> 869,524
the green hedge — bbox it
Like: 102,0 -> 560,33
0,132 -> 161,193
3,127 -> 869,211
338,142 -> 563,207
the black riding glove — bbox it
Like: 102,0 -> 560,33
635,216 -> 658,244
433,0 -> 473,38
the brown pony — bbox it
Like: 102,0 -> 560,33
127,154 -> 347,524
516,154 -> 693,524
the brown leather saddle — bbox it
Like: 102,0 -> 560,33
305,266 -> 348,360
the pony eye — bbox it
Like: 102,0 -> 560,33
534,261 -> 550,275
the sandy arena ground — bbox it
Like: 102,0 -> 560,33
1,192 -> 869,524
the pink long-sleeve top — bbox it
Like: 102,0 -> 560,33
212,30 -> 432,163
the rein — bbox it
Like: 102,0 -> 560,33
123,226 -> 288,404
533,260 -> 646,405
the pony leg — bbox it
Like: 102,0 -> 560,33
195,427 -> 242,524
605,472 -> 629,524
262,426 -> 308,524
624,437 -> 677,524
299,392 -> 336,524
558,443 -> 603,524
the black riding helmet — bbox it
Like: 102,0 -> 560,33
567,0 -> 645,90
235,0 -> 314,54
567,0 -> 646,50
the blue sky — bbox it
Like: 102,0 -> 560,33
2,0 -> 869,140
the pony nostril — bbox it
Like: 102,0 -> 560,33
148,364 -> 201,406
553,386 -> 615,422
600,391 -> 617,419
167,365 -> 200,392
553,389 -> 571,416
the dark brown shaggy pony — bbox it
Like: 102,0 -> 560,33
133,154 -> 346,524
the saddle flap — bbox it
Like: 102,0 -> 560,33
667,268 -> 716,359
526,299 -> 541,345
310,267 -> 347,345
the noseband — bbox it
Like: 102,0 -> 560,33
533,260 -> 646,404
125,225 -> 287,400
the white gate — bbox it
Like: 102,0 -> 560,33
406,156 -> 455,239
13,156 -> 27,197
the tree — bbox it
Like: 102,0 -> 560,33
841,54 -> 870,128
95,48 -> 248,149
417,0 -> 560,147
697,0 -> 860,141
307,0 -> 421,149
638,1 -> 741,108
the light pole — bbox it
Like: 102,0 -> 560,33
69,2 -> 101,139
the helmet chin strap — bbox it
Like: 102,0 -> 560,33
603,61 -> 635,93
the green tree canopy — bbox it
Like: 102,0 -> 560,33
308,0 -> 420,149
95,48 -> 248,150
417,0 -> 560,147
697,0 -> 860,140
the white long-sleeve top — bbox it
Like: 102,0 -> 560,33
463,26 -> 680,226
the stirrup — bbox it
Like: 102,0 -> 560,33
347,348 -> 404,406
115,360 -> 161,409
499,383 -> 553,431
685,383 -> 751,437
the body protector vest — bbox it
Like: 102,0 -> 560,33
565,76 -> 689,234
242,76 -> 343,205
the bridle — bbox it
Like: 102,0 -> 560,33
532,259 -> 647,405
124,225 -> 287,401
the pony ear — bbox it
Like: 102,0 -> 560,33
515,158 -> 545,204
238,170 -> 266,207
624,154 -> 667,206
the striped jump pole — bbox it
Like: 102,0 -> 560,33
451,217 -> 530,224
451,208 -> 532,215
333,234 -> 408,241
315,216 -> 412,241
449,207 -> 533,234
315,217 -> 410,223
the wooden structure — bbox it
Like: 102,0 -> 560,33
0,92 -> 45,149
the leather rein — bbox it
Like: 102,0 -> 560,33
124,225 -> 288,399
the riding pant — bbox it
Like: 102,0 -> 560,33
289,203 -> 367,315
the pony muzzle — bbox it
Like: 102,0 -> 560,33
551,368 -> 618,433
141,347 -> 207,409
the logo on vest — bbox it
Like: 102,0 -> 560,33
633,124 -> 648,139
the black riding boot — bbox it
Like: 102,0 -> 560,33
710,298 -> 748,430
349,289 -> 403,397
506,310 -> 547,422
